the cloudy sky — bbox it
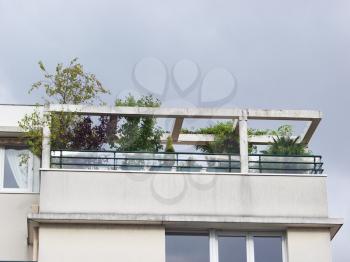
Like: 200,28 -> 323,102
0,0 -> 349,260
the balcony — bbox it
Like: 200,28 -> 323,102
50,150 -> 323,174
39,105 -> 324,176
38,106 -> 327,222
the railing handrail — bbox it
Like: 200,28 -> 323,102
50,150 -> 324,174
51,149 -> 240,156
51,149 -> 322,158
249,153 -> 322,158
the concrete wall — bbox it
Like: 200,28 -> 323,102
38,224 -> 165,262
0,105 -> 40,127
287,228 -> 332,262
0,193 -> 39,261
40,170 -> 328,218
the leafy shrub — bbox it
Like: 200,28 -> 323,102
114,94 -> 164,152
19,58 -> 110,156
165,136 -> 175,153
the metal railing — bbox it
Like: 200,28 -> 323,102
50,150 -> 324,174
249,154 -> 323,174
50,150 -> 241,173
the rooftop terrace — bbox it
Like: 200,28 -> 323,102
40,105 -> 322,174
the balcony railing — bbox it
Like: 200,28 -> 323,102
50,150 -> 241,172
50,150 -> 324,174
248,154 -> 323,174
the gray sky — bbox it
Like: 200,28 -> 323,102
1,0 -> 349,260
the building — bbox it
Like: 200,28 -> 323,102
0,104 -> 343,262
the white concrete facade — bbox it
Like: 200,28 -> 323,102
0,193 -> 39,261
38,225 -> 165,262
287,228 -> 332,262
40,170 -> 329,218
0,104 -> 343,262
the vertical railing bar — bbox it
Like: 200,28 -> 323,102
259,155 -> 262,173
114,152 -> 116,170
229,154 -> 232,173
59,150 -> 62,169
313,155 -> 316,174
176,152 -> 179,169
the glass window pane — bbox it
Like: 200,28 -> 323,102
254,236 -> 283,262
3,148 -> 30,189
166,234 -> 209,262
219,236 -> 247,262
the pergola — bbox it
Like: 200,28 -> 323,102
42,104 -> 322,173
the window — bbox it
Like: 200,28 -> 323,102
218,236 -> 247,262
0,146 -> 39,192
254,236 -> 283,262
166,232 -> 286,262
166,233 -> 210,262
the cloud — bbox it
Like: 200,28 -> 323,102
0,0 -> 349,260
0,72 -> 17,104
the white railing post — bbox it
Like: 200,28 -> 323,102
41,107 -> 51,169
239,110 -> 249,173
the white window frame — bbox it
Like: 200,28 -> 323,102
166,230 -> 287,262
0,146 -> 36,193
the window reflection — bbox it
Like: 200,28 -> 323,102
219,236 -> 247,262
3,148 -> 31,189
254,236 -> 283,262
166,233 -> 209,262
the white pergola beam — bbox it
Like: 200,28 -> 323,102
239,113 -> 249,173
161,134 -> 214,145
161,134 -> 299,145
47,105 -> 322,147
299,119 -> 321,144
247,109 -> 322,121
171,118 -> 184,142
49,104 -> 242,119
49,104 -> 321,121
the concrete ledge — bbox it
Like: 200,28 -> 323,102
40,168 -> 328,178
39,170 -> 330,218
28,213 -> 343,239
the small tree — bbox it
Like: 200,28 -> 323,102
19,58 -> 110,156
165,136 -> 175,153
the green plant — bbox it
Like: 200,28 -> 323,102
182,122 -> 305,155
262,125 -> 310,156
19,58 -> 110,156
184,121 -> 266,154
165,136 -> 175,153
262,136 -> 310,156
31,58 -> 109,105
114,94 -> 164,152
186,121 -> 239,154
